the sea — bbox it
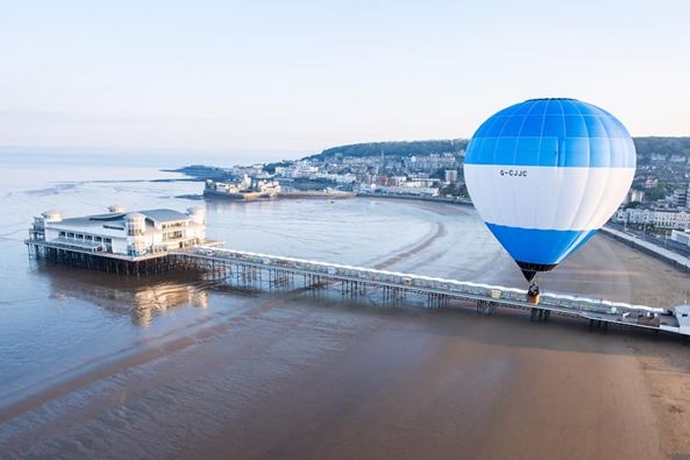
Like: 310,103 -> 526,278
0,150 -> 519,457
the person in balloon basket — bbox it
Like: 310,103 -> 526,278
527,281 -> 540,305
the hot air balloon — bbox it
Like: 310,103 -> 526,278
463,98 -> 636,287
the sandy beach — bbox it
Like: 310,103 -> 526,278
2,201 -> 690,460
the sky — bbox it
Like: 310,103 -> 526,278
2,0 -> 690,158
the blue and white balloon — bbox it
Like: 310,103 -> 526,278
463,98 -> 637,281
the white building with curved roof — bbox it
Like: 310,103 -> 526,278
30,206 -> 206,258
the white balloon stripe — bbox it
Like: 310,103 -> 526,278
464,164 -> 635,231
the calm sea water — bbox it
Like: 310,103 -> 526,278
0,152 -> 504,412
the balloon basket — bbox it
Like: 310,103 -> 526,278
527,293 -> 540,305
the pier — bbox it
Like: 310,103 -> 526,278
171,246 -> 690,337
26,233 -> 690,338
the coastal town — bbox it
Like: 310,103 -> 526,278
176,138 -> 690,252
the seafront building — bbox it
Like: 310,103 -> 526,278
28,206 -> 206,259
671,229 -> 690,247
613,208 -> 690,230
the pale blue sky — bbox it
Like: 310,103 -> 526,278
2,0 -> 689,156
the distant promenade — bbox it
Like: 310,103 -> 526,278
355,192 -> 472,206
601,226 -> 690,274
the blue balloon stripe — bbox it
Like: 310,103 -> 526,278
466,136 -> 635,168
465,98 -> 636,169
486,224 -> 597,265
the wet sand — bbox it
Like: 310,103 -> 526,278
3,204 -> 690,459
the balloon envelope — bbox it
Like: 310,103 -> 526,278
463,98 -> 636,281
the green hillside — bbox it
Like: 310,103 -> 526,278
300,137 -> 689,163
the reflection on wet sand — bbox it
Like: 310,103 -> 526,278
131,284 -> 208,325
40,264 -> 209,325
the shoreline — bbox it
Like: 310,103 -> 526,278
354,191 -> 472,205
203,190 -> 357,201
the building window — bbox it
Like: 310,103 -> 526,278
163,230 -> 185,241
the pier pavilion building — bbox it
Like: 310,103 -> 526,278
28,206 -> 206,258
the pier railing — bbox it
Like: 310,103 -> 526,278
174,246 -> 679,334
